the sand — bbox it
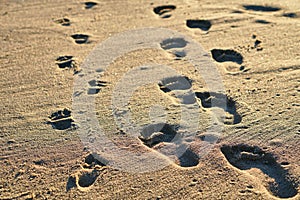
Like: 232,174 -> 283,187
0,0 -> 299,199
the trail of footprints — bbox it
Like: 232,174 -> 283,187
49,2 -> 299,196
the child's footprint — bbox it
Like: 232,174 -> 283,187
71,34 -> 89,44
153,5 -> 176,19
221,144 -> 298,198
186,19 -> 212,31
195,92 -> 242,125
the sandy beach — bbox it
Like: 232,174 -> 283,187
0,0 -> 299,199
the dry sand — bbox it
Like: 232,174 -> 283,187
0,0 -> 299,199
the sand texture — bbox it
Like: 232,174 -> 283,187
0,0 -> 299,199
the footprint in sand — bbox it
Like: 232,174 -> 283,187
158,75 -> 196,105
242,5 -> 281,12
71,34 -> 89,44
138,123 -> 200,167
66,153 -> 107,191
55,56 -> 80,74
153,5 -> 176,19
47,108 -> 76,130
87,79 -> 107,95
186,19 -> 212,31
84,2 -> 98,9
221,144 -> 298,198
195,92 -> 242,125
138,76 -> 200,167
282,12 -> 300,18
56,56 -> 74,69
53,18 -> 71,26
160,38 -> 188,60
211,49 -> 243,65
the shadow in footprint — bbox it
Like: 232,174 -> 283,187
66,176 -> 77,191
53,18 -> 70,26
159,76 -> 192,93
71,34 -> 89,44
195,92 -> 242,124
186,19 -> 212,31
282,12 -> 299,18
255,19 -> 271,24
221,144 -> 298,198
160,38 -> 188,50
153,5 -> 176,18
211,49 -> 243,64
56,56 -> 74,69
139,123 -> 179,147
77,169 -> 100,188
243,5 -> 281,12
47,108 -> 76,130
179,148 -> 199,167
49,108 -> 71,120
139,123 -> 199,168
87,80 -> 107,95
84,2 -> 97,9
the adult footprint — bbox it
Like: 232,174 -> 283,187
221,144 -> 298,198
153,5 -> 176,19
243,5 -> 281,12
84,2 -> 97,9
186,19 -> 212,31
211,49 -> 243,64
195,92 -> 242,124
47,108 -> 76,130
138,123 -> 199,167
71,34 -> 89,44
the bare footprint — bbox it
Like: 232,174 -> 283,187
153,5 -> 176,19
53,18 -> 70,26
195,92 -> 242,125
282,12 -> 300,18
87,79 -> 107,95
186,19 -> 212,31
158,76 -> 196,105
71,34 -> 89,44
211,49 -> 243,64
138,123 -> 199,167
242,5 -> 281,12
56,56 -> 74,69
84,2 -> 97,9
221,144 -> 298,198
67,153 -> 107,191
160,38 -> 188,60
47,108 -> 76,130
